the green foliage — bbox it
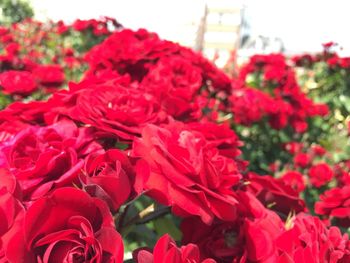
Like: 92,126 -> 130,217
117,196 -> 180,255
0,0 -> 34,24
234,120 -> 297,173
0,92 -> 12,109
296,60 -> 350,163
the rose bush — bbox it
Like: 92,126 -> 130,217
0,18 -> 349,263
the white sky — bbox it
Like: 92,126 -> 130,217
245,0 -> 350,53
30,0 -> 350,54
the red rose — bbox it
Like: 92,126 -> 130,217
69,78 -> 167,140
311,145 -> 327,156
280,171 -> 306,193
81,149 -> 135,212
84,29 -> 179,81
290,118 -> 308,133
85,28 -> 231,92
133,234 -> 215,263
5,187 -> 123,263
244,215 -> 283,262
293,153 -> 311,168
0,99 -> 55,141
245,173 -> 306,216
334,161 -> 350,187
323,41 -> 336,49
308,163 -> 333,188
0,175 -> 24,262
268,100 -> 292,130
229,88 -> 273,126
277,213 -> 350,262
55,20 -> 69,34
182,217 -> 243,262
133,122 -> 242,224
181,192 -> 284,262
264,64 -> 285,83
32,64 -> 65,87
315,186 -> 350,227
309,103 -> 329,117
292,54 -> 315,67
72,19 -> 94,31
0,168 -> 21,199
5,42 -> 20,55
141,55 -> 202,119
186,122 -> 242,159
186,122 -> 247,171
0,119 -> 102,201
0,70 -> 37,96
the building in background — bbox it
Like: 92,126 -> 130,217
29,0 -> 350,66
195,0 -> 242,67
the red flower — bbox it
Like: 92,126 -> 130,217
133,122 -> 242,224
237,53 -> 327,133
292,54 -> 315,67
84,29 -> 179,81
280,171 -> 305,193
334,162 -> 350,187
81,149 -> 136,212
315,186 -> 350,227
245,173 -> 306,216
0,70 -> 37,95
32,64 -> 65,87
5,42 -> 20,55
0,172 -> 24,261
264,64 -> 286,83
69,78 -> 167,140
5,187 -> 123,263
72,19 -> 94,31
55,20 -> 69,34
0,99 -> 54,140
0,120 -> 102,201
293,153 -> 311,168
84,28 -> 231,91
141,55 -> 203,119
308,163 -> 333,188
268,100 -> 292,130
309,103 -> 329,117
323,41 -> 336,49
181,192 -> 285,263
291,119 -> 308,133
133,234 -> 215,263
283,142 -> 303,155
229,88 -> 273,126
327,56 -> 339,67
277,213 -> 350,262
186,122 -> 243,160
311,145 -> 327,156
0,168 -> 21,199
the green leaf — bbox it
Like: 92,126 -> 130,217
153,217 -> 182,241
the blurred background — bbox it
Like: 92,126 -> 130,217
2,0 -> 350,66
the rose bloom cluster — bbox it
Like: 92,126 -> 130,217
0,25 -> 350,263
277,142 -> 333,190
270,141 -> 350,230
0,18 -> 121,102
291,42 -> 350,70
315,160 -> 350,228
229,54 -> 329,132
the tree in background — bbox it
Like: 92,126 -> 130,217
0,0 -> 33,24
